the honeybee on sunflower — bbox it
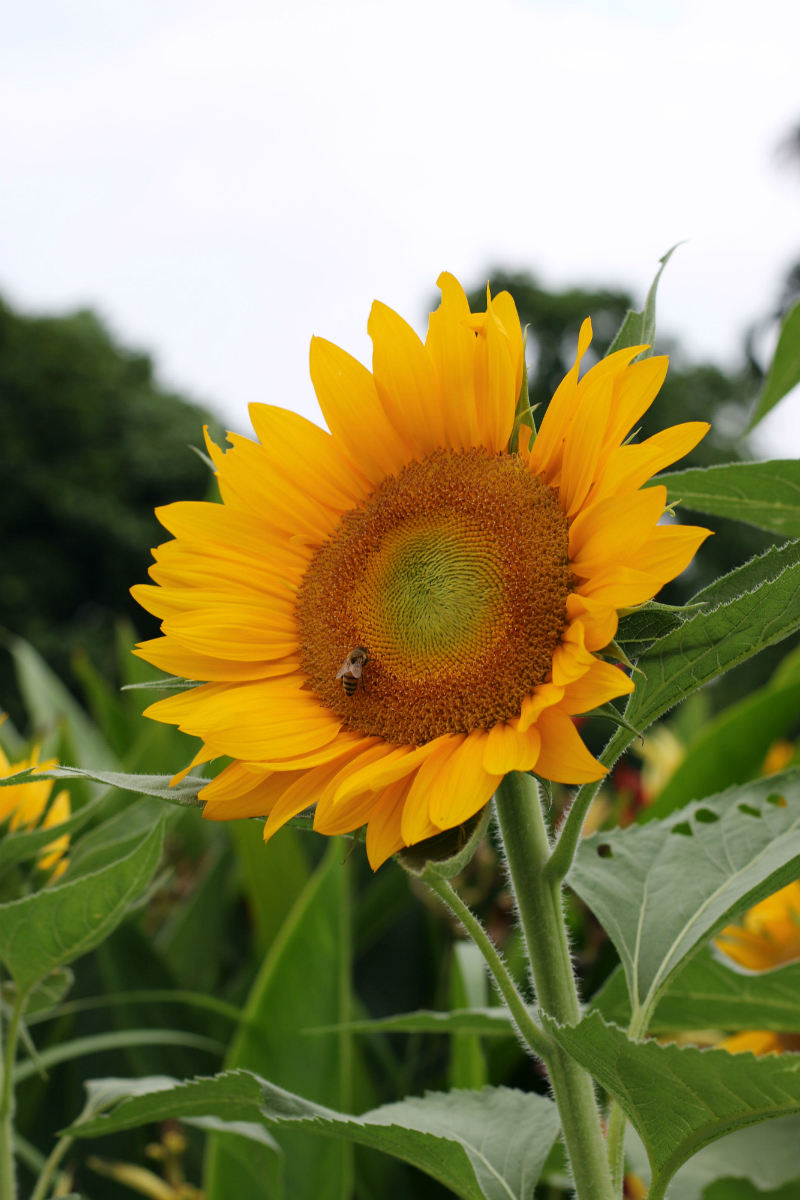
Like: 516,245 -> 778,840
131,274 -> 710,869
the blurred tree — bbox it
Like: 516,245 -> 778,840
0,299 -> 221,727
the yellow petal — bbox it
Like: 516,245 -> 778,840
309,336 -> 412,483
202,770 -> 305,821
263,746 -> 380,841
133,583 -> 294,622
535,708 -> 608,784
633,524 -> 712,581
425,272 -> 480,449
483,721 -> 541,774
170,742 -> 217,786
366,777 -> 414,870
719,1030 -> 782,1057
603,356 -> 669,451
155,501 -> 313,571
558,659 -> 634,715
569,487 -> 667,577
566,594 -> 618,652
576,565 -> 663,609
257,733 -> 381,771
591,422 -> 710,505
369,300 -> 448,455
473,295 -> 516,453
518,683 -> 565,733
559,373 -> 614,518
490,291 -> 524,404
401,736 -> 465,844
161,606 -> 298,661
528,318 -> 592,480
133,638 -> 301,683
551,621 -> 596,687
332,739 -> 441,805
248,404 -> 372,509
427,731 -> 502,829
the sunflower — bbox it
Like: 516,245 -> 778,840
0,716 -> 71,877
132,274 -> 710,869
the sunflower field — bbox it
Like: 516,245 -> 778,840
2,255 -> 800,1200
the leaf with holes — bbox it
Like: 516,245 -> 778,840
547,1012 -> 800,1200
624,539 -> 800,735
70,1069 -> 561,1200
590,946 -> 800,1035
568,772 -> 800,1031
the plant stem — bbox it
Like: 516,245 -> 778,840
545,726 -> 634,885
0,991 -> 26,1200
29,1135 -> 73,1200
495,771 -> 616,1200
423,874 -> 552,1063
606,1099 -> 627,1193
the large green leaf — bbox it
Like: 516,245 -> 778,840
448,942 -> 489,1090
652,461 -> 800,537
549,1012 -> 800,1199
8,636 -> 118,771
0,765 -> 207,807
625,1114 -> 800,1200
154,844 -> 231,992
591,946 -> 800,1035
204,840 -> 353,1200
625,539 -> 800,733
748,301 -> 800,431
70,1069 -> 561,1200
0,819 -> 164,993
568,773 -> 800,1029
228,820 -> 310,960
644,678 -> 800,820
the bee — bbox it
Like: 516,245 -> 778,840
336,646 -> 370,696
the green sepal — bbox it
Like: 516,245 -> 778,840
606,244 -> 682,359
508,334 -> 534,453
583,702 -> 643,742
396,803 -> 493,880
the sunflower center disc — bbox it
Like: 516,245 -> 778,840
297,448 -> 572,744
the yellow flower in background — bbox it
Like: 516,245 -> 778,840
716,881 -> 800,1057
0,716 -> 71,878
132,273 -> 710,869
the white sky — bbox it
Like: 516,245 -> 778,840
1,0 -> 799,453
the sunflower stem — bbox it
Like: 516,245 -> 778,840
0,990 -> 25,1200
495,771 -> 616,1200
422,875 -> 552,1063
606,1100 -> 627,1194
545,725 -> 635,886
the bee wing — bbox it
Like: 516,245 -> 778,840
335,663 -> 349,679
349,661 -> 363,679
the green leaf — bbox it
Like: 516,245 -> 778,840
748,301 -> 800,430
448,943 -> 489,1090
71,1069 -> 561,1200
568,774 -> 800,1029
548,1012 -> 800,1198
625,539 -> 800,734
313,1008 -> 517,1037
616,603 -> 687,655
121,676 -> 202,691
0,765 -> 207,807
229,819 -> 310,960
8,635 -> 119,771
644,677 -> 800,820
14,1028 -> 224,1084
0,819 -> 164,993
0,789 -> 107,871
590,947 -> 800,1035
605,245 -> 680,358
154,845 -> 231,992
205,840 -> 353,1200
652,460 -> 800,537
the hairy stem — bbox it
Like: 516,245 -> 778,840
606,1099 -> 627,1193
495,771 -> 616,1200
0,992 -> 26,1200
423,874 -> 552,1062
545,726 -> 634,886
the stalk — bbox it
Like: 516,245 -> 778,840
29,1135 -> 73,1200
0,992 -> 25,1200
605,1099 -> 627,1193
495,771 -> 616,1200
423,875 -> 551,1062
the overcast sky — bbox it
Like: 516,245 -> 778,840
2,0 -> 799,453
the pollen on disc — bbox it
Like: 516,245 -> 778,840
297,447 -> 572,745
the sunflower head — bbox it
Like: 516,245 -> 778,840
133,272 -> 710,869
0,718 -> 71,878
